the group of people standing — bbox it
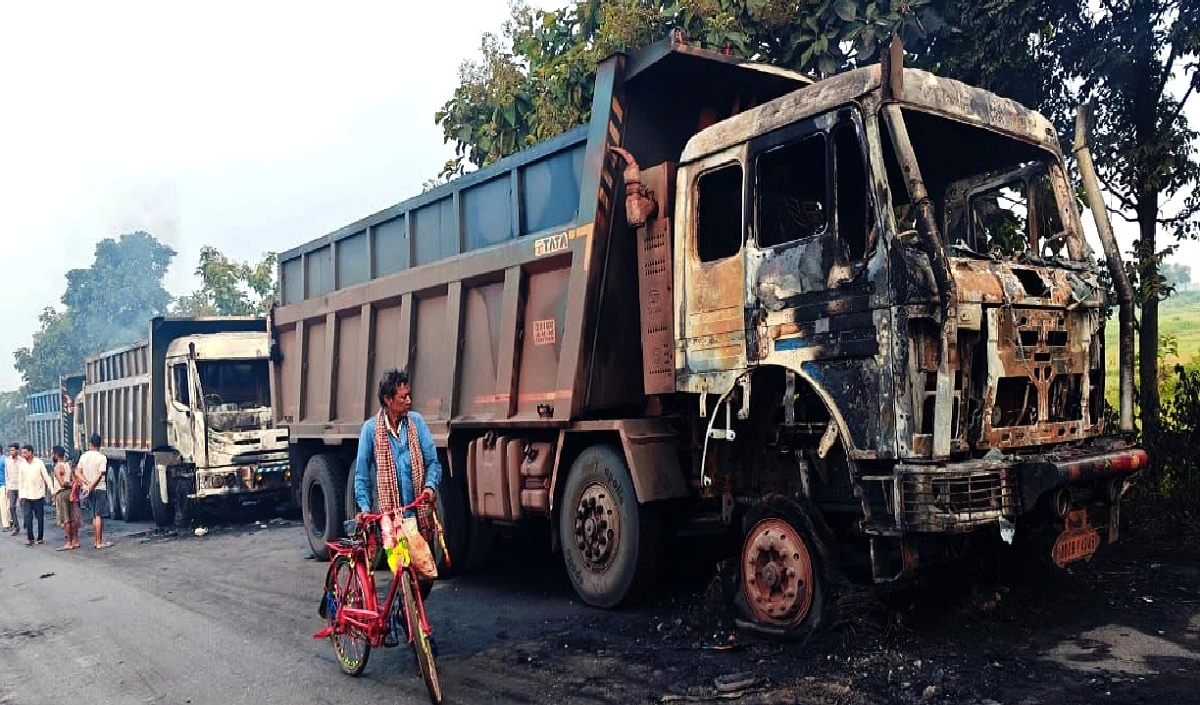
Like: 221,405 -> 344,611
0,434 -> 112,550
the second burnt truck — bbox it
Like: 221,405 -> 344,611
271,35 -> 1145,638
82,317 -> 291,526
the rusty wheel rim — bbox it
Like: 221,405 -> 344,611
741,517 -> 814,626
574,482 -> 619,573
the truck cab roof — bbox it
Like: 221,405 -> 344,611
681,65 -> 1062,164
166,331 -> 270,361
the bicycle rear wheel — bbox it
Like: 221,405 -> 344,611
328,555 -> 372,676
401,571 -> 442,704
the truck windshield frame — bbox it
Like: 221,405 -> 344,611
196,359 -> 271,412
880,105 -> 1082,262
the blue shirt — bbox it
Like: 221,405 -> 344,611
354,411 -> 442,515
0,455 -> 6,486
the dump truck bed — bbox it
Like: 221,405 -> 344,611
270,38 -> 811,444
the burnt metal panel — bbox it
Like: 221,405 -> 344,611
800,358 -> 880,453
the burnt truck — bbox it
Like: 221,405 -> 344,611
82,317 -> 291,526
271,35 -> 1146,638
26,373 -> 86,463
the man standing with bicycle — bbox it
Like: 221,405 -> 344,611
352,369 -> 443,642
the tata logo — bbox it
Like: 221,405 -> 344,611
534,232 -> 570,257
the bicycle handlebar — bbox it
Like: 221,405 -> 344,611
347,496 -> 433,535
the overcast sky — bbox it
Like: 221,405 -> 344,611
0,1 -> 1195,392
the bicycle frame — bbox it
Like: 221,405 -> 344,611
317,499 -> 436,649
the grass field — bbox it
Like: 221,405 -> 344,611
1104,289 -> 1200,406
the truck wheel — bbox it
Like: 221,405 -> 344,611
434,473 -> 470,576
342,468 -> 386,571
173,481 -> 194,527
149,469 -> 173,528
106,465 -> 124,521
732,496 -> 835,643
558,444 -> 661,608
118,466 -> 143,522
121,462 -> 149,522
303,455 -> 346,560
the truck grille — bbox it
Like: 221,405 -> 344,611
898,466 -> 1016,532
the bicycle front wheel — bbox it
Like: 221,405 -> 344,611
401,571 -> 442,704
329,555 -> 372,676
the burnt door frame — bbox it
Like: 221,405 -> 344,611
676,147 -> 750,395
745,106 -> 879,359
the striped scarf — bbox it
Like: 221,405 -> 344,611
374,408 -> 433,535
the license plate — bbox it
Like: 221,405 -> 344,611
1052,510 -> 1100,567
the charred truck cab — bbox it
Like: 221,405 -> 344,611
674,42 -> 1144,635
272,35 -> 1143,641
82,317 -> 290,527
161,332 -> 290,516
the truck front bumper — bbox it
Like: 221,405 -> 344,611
193,461 -> 291,499
892,441 -> 1147,534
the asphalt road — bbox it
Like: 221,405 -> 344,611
1,513 -> 1198,705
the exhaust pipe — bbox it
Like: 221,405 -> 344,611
1073,102 -> 1135,434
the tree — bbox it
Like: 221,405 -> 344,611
174,247 -> 278,317
435,0 -> 950,170
14,231 -> 176,391
0,389 -> 26,445
1066,0 -> 1200,446
1163,261 -> 1192,292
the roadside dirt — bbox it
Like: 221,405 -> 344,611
68,508 -> 1200,705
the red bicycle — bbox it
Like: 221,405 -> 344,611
315,498 -> 444,704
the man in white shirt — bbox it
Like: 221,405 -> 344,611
17,444 -> 54,546
0,447 -> 10,530
6,443 -> 22,535
76,434 -> 112,549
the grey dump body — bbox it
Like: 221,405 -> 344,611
83,316 -> 289,525
271,36 -> 1144,617
25,373 -> 85,463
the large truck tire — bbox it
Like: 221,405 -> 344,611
302,454 -> 346,560
118,464 -> 149,522
434,472 -> 471,576
149,468 -> 173,528
558,444 -> 661,608
732,496 -> 838,643
106,465 -> 124,521
343,465 -> 387,571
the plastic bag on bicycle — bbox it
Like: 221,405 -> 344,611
380,513 -> 438,579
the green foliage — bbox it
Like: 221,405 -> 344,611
1163,261 -> 1193,292
1152,355 -> 1200,508
0,389 -> 26,445
1066,0 -> 1199,443
1106,290 -> 1200,405
174,247 -> 278,317
13,232 -> 176,391
435,0 -> 956,169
